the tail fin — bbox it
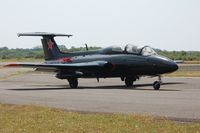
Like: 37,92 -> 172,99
18,32 -> 72,60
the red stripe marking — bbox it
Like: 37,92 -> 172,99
4,64 -> 20,67
57,57 -> 72,63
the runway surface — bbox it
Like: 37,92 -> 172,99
0,68 -> 200,121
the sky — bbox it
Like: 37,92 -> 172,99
0,0 -> 199,51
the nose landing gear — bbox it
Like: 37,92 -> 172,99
153,81 -> 160,90
153,76 -> 162,90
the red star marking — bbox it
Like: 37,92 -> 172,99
47,39 -> 54,50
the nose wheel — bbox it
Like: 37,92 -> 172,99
153,76 -> 162,90
153,81 -> 160,90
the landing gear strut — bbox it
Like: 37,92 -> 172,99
153,76 -> 162,90
67,78 -> 78,88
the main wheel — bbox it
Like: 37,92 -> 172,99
68,78 -> 78,88
125,77 -> 134,87
153,81 -> 160,90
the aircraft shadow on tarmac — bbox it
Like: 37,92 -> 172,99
8,82 -> 184,91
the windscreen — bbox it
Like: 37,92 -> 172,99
124,45 -> 157,56
141,46 -> 157,56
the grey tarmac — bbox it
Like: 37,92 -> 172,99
0,68 -> 200,121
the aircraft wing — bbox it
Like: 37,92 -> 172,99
4,61 -> 110,72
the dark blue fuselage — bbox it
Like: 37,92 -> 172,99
57,52 -> 178,78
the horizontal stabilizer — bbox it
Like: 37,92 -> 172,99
17,32 -> 72,37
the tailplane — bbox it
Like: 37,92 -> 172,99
18,32 -> 72,60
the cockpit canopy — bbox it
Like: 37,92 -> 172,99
101,44 -> 157,56
125,44 -> 157,56
100,46 -> 123,54
140,46 -> 157,56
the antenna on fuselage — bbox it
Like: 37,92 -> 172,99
85,44 -> 88,51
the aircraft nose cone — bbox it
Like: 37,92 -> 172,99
170,61 -> 179,72
174,63 -> 179,71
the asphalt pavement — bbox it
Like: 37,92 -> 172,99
0,69 -> 200,121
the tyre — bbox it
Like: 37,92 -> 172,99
125,77 -> 134,87
153,81 -> 160,90
68,78 -> 78,88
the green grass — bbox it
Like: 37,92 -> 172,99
184,61 -> 200,64
165,71 -> 200,77
0,104 -> 200,133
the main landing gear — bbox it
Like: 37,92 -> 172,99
123,77 -> 138,87
153,76 -> 162,90
67,78 -> 78,88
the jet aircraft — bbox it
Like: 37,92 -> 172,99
5,32 -> 178,90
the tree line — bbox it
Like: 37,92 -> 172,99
156,49 -> 200,61
0,45 -> 101,59
0,46 -> 200,61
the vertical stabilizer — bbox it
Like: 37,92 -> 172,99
17,32 -> 72,61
